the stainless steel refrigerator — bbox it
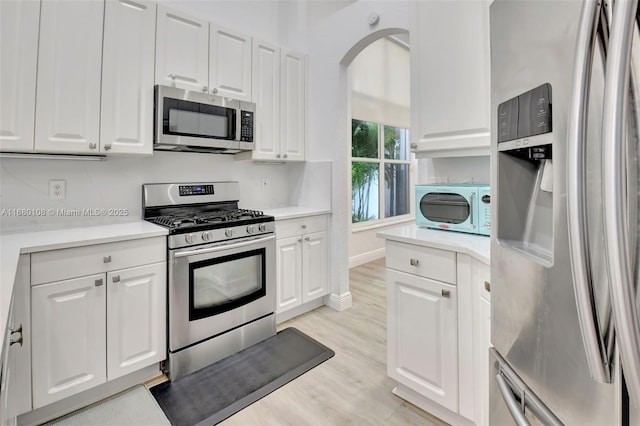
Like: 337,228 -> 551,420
490,0 -> 640,424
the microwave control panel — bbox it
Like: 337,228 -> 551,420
240,111 -> 254,142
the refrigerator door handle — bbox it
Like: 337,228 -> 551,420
602,0 -> 640,406
495,374 -> 530,426
566,0 -> 612,384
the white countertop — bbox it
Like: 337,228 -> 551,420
0,221 -> 168,350
377,224 -> 490,265
263,206 -> 332,220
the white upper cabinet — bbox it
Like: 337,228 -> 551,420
280,49 -> 307,162
251,40 -> 281,161
0,0 -> 39,152
210,25 -> 252,101
155,6 -> 209,92
410,0 -> 491,157
101,0 -> 156,155
35,0 -> 104,154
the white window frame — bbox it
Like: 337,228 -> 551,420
350,119 -> 414,231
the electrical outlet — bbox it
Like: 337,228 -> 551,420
260,177 -> 269,190
49,180 -> 66,200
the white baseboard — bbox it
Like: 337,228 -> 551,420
349,248 -> 385,269
276,297 -> 325,324
392,384 -> 475,426
327,291 -> 352,311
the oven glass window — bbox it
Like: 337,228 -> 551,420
189,249 -> 265,321
163,98 -> 236,140
420,192 -> 470,224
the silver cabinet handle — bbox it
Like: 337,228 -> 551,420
601,0 -> 640,405
211,87 -> 218,94
410,142 -> 417,149
283,154 -> 288,159
484,281 -> 491,293
202,86 -> 208,92
301,224 -> 307,229
441,289 -> 450,298
89,142 -> 97,149
297,239 -> 302,243
169,74 -> 176,87
10,332 -> 22,347
305,237 -> 310,241
104,144 -> 112,151
566,0 -> 611,384
112,275 -> 120,283
9,324 -> 22,334
95,278 -> 103,286
409,258 -> 419,266
276,154 -> 281,158
103,256 -> 111,263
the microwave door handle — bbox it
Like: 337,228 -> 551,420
566,0 -> 612,384
602,0 -> 640,406
469,192 -> 475,226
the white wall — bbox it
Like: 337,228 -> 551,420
417,156 -> 491,185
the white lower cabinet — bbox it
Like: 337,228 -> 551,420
384,240 -> 490,426
32,274 -> 107,408
106,263 -> 166,380
30,237 -> 166,409
387,269 -> 458,412
275,215 -> 329,318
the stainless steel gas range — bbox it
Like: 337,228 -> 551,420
143,182 -> 276,380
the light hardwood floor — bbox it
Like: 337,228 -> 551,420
220,259 -> 449,426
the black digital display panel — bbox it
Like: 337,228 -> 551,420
179,185 -> 215,196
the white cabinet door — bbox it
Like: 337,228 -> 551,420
280,49 -> 306,162
155,6 -> 209,92
387,269 -> 458,413
473,260 -> 492,426
302,231 -> 328,302
409,0 -> 490,155
35,0 -> 104,154
0,0 -> 39,152
251,40 -> 280,161
210,25 -> 252,101
32,274 -> 107,408
276,236 -> 302,312
107,262 -> 166,380
101,0 -> 156,155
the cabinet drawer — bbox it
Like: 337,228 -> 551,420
275,215 -> 327,239
385,241 -> 456,284
31,236 -> 166,285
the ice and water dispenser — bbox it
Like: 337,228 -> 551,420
497,83 -> 554,266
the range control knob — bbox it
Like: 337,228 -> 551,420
258,223 -> 267,232
185,234 -> 196,244
202,231 -> 212,241
246,225 -> 255,234
225,229 -> 234,238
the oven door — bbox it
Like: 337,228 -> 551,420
154,85 -> 241,150
168,234 -> 276,352
416,187 -> 479,233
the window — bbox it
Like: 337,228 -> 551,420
351,119 -> 411,224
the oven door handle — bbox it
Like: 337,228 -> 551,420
173,235 -> 276,258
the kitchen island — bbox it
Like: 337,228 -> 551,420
378,224 -> 491,426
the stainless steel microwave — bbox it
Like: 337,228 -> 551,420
154,85 -> 256,154
415,184 -> 491,236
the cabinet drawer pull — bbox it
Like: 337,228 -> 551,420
95,278 -> 103,286
10,333 -> 22,347
410,142 -> 418,149
112,275 -> 121,283
211,87 -> 218,94
284,154 -> 288,159
104,144 -> 112,151
301,224 -> 307,229
441,289 -> 451,298
89,142 -> 97,150
103,255 -> 112,263
484,281 -> 491,292
276,154 -> 281,158
305,237 -> 310,241
409,258 -> 420,266
9,324 -> 22,334
297,239 -> 302,243
202,86 -> 208,93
